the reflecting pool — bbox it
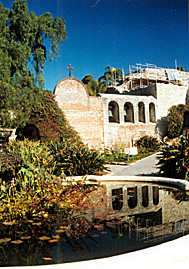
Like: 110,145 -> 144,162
0,182 -> 189,266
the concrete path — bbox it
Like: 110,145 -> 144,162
106,153 -> 160,176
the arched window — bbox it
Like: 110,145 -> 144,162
149,103 -> 156,123
127,187 -> 137,209
142,186 -> 149,207
124,102 -> 134,123
138,102 -> 145,123
108,101 -> 120,123
153,186 -> 159,205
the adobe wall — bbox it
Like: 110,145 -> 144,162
125,84 -> 157,98
54,78 -> 159,149
156,83 -> 188,118
155,84 -> 188,138
122,83 -> 188,139
100,94 -> 158,147
54,78 -> 104,148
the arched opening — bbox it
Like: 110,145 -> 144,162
112,188 -> 123,211
16,124 -> 40,141
142,186 -> 149,207
153,186 -> 159,205
108,101 -> 120,123
138,102 -> 145,123
149,103 -> 156,123
127,187 -> 137,209
124,102 -> 134,123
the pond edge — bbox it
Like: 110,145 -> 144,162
67,175 -> 189,192
2,175 -> 188,269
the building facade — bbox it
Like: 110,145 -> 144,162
54,66 -> 189,149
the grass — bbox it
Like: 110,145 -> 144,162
103,151 -> 157,164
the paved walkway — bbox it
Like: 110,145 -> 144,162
106,153 -> 160,176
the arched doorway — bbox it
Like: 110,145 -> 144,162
149,102 -> 156,123
138,102 -> 145,123
108,101 -> 120,123
16,124 -> 40,141
124,102 -> 134,123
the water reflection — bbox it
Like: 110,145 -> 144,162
0,182 -> 189,266
89,182 -> 189,243
153,186 -> 159,205
142,186 -> 149,207
128,187 -> 137,209
112,188 -> 123,211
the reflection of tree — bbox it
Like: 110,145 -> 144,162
170,190 -> 189,203
0,215 -> 97,266
0,218 -> 55,266
65,216 -> 92,240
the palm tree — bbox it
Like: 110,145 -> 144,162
98,66 -> 123,86
81,75 -> 107,96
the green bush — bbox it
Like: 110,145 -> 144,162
157,136 -> 189,180
135,135 -> 160,153
48,139 -> 107,176
16,90 -> 81,143
167,104 -> 186,138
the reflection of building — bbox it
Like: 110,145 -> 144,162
86,182 -> 189,241
54,64 -> 189,149
106,183 -> 161,217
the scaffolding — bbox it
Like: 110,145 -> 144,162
123,63 -> 189,91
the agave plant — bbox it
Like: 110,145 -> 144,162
48,139 -> 107,176
157,136 -> 189,180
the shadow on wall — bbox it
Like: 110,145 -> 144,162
156,117 -> 168,140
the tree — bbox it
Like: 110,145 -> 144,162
167,104 -> 186,138
16,90 -> 80,142
177,66 -> 185,71
98,65 -> 123,86
0,0 -> 67,128
82,75 -> 107,96
81,74 -> 94,85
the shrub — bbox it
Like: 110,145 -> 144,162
0,140 -> 91,221
167,104 -> 186,138
109,138 -> 129,158
48,139 -> 107,176
135,135 -> 160,153
6,139 -> 56,185
157,136 -> 189,180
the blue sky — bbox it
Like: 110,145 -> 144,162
1,0 -> 189,91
